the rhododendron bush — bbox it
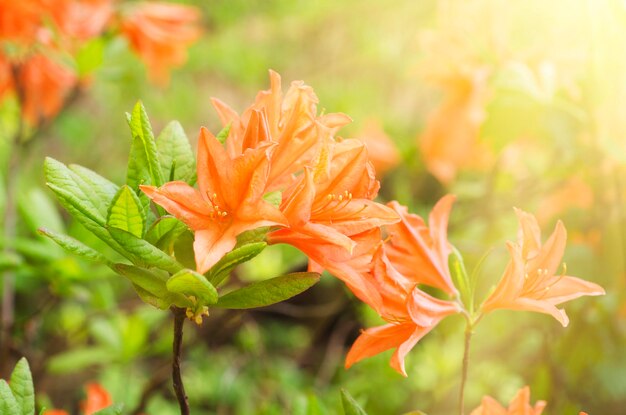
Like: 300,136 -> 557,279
1,0 -> 624,414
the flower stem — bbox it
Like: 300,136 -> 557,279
172,307 -> 190,415
458,323 -> 473,415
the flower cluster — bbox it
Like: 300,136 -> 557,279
140,71 -> 605,380
342,194 -> 605,376
141,70 -> 400,276
0,0 -> 200,124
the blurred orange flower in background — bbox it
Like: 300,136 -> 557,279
481,209 -> 605,326
120,1 -> 201,85
43,383 -> 112,415
19,54 -> 77,124
356,119 -> 401,176
470,386 -> 546,415
418,67 -> 492,185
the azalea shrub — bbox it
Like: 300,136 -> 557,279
1,1 -> 624,414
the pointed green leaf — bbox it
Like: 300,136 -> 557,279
0,380 -> 19,415
107,185 -> 145,238
108,227 -> 184,274
341,389 -> 368,415
47,347 -> 112,374
207,242 -> 267,286
215,123 -> 231,144
18,188 -> 65,235
45,158 -> 135,260
215,272 -> 320,309
113,264 -> 169,297
44,157 -> 113,220
145,216 -> 187,250
9,358 -> 34,415
157,121 -> 196,184
173,230 -> 196,270
236,227 -> 270,245
68,164 -> 119,209
127,101 -> 164,190
50,190 -> 133,261
167,269 -> 218,305
38,227 -> 109,264
92,404 -> 124,415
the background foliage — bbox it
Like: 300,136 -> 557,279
1,0 -> 624,413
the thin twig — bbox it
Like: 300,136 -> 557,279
172,307 -> 189,415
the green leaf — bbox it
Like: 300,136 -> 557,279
44,157 -> 114,221
126,101 -> 164,190
207,242 -> 267,286
157,121 -> 196,184
47,347 -> 112,374
173,230 -> 196,270
76,37 -> 104,76
236,227 -> 270,245
215,123 -> 231,144
49,190 -> 132,261
18,188 -> 65,235
0,380 -> 19,415
167,269 -> 218,305
38,227 -> 110,264
107,185 -> 145,238
145,216 -> 187,251
215,272 -> 320,309
92,404 -> 125,415
108,227 -> 184,274
341,389 -> 368,415
45,158 -> 135,260
263,190 -> 282,208
9,358 -> 34,415
68,164 -> 119,210
112,264 -> 169,297
13,238 -> 59,262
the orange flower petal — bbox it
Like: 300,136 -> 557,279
345,323 -> 415,371
140,182 -> 212,230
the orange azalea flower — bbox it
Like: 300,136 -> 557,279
0,0 -> 44,44
418,67 -> 492,185
54,0 -> 113,41
470,386 -> 546,415
141,127 -> 287,274
270,228 -> 385,312
120,1 -> 201,85
345,244 -> 461,376
356,119 -> 401,176
481,209 -> 605,326
384,195 -> 459,296
211,70 -> 351,190
43,382 -> 112,415
81,383 -> 112,415
268,139 -> 398,254
536,176 -> 593,227
19,54 -> 77,124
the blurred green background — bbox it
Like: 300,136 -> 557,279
2,0 -> 625,413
